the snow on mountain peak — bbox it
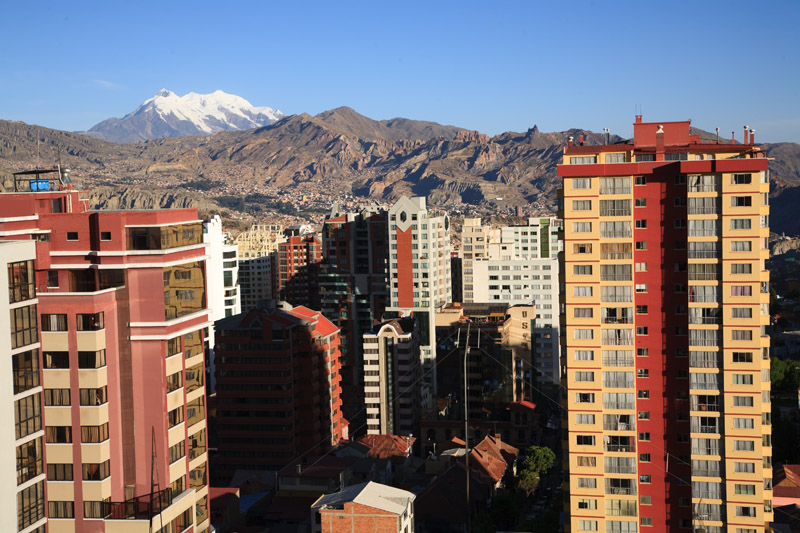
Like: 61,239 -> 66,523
134,89 -> 284,134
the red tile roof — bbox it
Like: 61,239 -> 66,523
289,305 -> 339,337
356,434 -> 415,461
776,465 -> 800,500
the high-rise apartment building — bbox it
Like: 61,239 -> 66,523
387,196 -> 451,402
212,304 -> 346,481
235,224 -> 284,311
463,217 -> 563,388
559,118 -> 772,532
203,215 -> 241,394
277,233 -> 322,309
1,240 -> 47,533
319,207 -> 388,432
0,173 -> 211,532
362,318 -> 420,436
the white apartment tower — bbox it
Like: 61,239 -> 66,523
387,196 -> 451,402
1,240 -> 47,532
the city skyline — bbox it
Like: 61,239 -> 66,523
2,1 -> 799,143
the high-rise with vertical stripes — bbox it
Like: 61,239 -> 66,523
559,118 -> 772,533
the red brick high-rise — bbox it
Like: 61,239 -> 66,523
277,234 -> 322,309
0,170 -> 211,532
212,304 -> 347,482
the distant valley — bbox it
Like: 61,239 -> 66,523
2,101 -> 800,234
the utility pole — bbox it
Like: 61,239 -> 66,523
464,319 -> 471,533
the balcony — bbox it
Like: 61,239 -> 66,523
102,487 -> 173,520
691,467 -> 721,478
605,485 -> 637,496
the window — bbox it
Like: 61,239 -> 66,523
10,305 -> 38,349
573,200 -> 592,211
66,232 -> 78,241
637,390 -> 650,399
734,462 -> 755,473
575,371 -> 595,382
573,222 -> 592,232
638,411 -> 650,420
732,196 -> 752,207
731,218 -> 752,230
78,350 -> 106,369
76,312 -> 104,331
8,260 -> 35,303
168,407 -> 184,427
637,348 -> 649,357
82,460 -> 111,480
49,501 -> 75,518
733,395 -> 754,406
574,308 -> 594,318
571,156 -> 597,165
47,463 -> 74,481
17,480 -> 45,529
732,263 -> 752,274
575,350 -> 594,361
635,241 -> 647,250
15,395 -> 41,439
734,440 -> 755,451
733,173 -> 752,184
635,220 -> 647,229
636,327 -> 648,336
169,441 -> 185,463
573,243 -> 592,254
640,453 -> 651,462
577,478 -> 597,488
44,389 -> 71,406
572,178 -> 591,189
80,386 -> 108,406
635,284 -> 647,293
576,414 -> 596,424
46,426 -> 72,443
640,496 -> 652,505
576,393 -> 595,403
577,499 -> 597,509
44,351 -> 69,369
573,286 -> 593,297
635,198 -> 646,207
636,305 -> 648,314
573,265 -> 592,275
641,517 -> 653,526
12,349 -> 40,394
731,240 -> 752,252
635,262 -> 647,272
578,520 -> 598,531
577,456 -> 597,467
81,423 -> 109,443
640,475 -> 651,483
635,176 -> 647,185
574,329 -> 594,340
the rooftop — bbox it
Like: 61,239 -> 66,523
312,481 -> 414,515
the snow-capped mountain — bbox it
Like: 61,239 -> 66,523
85,89 -> 284,143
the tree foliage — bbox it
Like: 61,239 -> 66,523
517,446 -> 556,495
772,357 -> 800,391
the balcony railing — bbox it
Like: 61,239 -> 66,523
604,465 -> 637,474
600,231 -> 632,238
601,274 -> 633,281
691,468 -> 721,478
599,187 -> 632,195
606,486 -> 637,496
103,488 -> 173,520
604,422 -> 636,431
605,443 -> 635,452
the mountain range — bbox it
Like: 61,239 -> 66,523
85,89 -> 283,143
2,103 -> 800,234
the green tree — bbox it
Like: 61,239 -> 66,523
517,446 -> 556,495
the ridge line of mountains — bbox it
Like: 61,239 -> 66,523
2,102 -> 800,235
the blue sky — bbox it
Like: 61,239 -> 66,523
2,0 -> 799,142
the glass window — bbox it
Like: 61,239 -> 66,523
7,260 -> 35,303
10,305 -> 38,349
